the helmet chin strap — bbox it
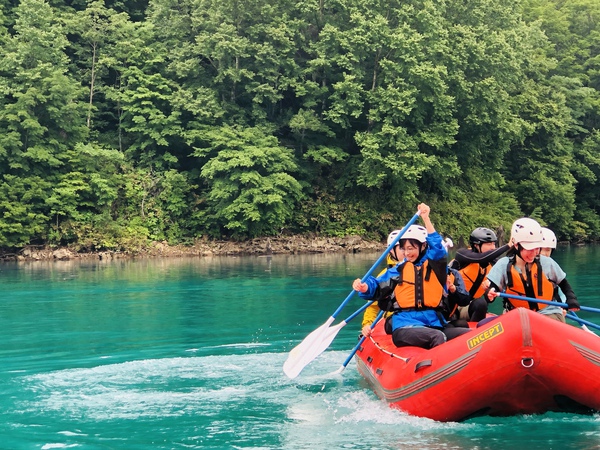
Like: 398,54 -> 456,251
417,243 -> 427,262
515,244 -> 538,265
515,244 -> 525,260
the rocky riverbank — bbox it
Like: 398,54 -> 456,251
2,235 -> 387,262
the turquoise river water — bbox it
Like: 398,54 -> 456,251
1,246 -> 600,449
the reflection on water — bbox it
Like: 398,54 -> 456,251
1,248 -> 600,449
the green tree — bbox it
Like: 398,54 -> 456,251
194,125 -> 304,238
0,0 -> 88,246
572,130 -> 600,240
62,0 -> 133,130
46,143 -> 125,247
520,0 -> 600,239
502,76 -> 578,236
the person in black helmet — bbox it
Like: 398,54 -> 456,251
449,227 -> 511,322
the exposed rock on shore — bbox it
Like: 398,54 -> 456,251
3,235 -> 386,262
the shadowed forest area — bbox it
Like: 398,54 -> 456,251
0,0 -> 599,254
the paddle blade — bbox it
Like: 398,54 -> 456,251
283,318 -> 346,379
582,324 -> 594,334
331,364 -> 347,376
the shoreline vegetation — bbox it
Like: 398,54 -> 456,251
1,235 -> 387,262
3,233 -> 588,263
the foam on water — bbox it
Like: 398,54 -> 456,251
8,351 -> 600,449
9,347 -> 600,449
14,349 -> 459,430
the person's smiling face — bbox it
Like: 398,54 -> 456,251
402,243 -> 422,262
519,247 -> 540,263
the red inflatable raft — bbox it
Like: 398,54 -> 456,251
355,308 -> 600,422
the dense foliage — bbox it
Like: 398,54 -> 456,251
0,0 -> 598,250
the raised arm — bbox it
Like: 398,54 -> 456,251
418,203 -> 435,234
454,244 -> 510,268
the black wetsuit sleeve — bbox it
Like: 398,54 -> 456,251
485,281 -> 501,304
488,281 -> 500,290
559,278 -> 580,309
448,290 -> 471,307
454,244 -> 510,268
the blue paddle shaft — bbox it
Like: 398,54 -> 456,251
330,211 -> 421,319
343,300 -> 375,323
567,313 -> 600,332
340,309 -> 385,368
497,292 -> 600,314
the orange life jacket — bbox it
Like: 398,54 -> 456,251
459,262 -> 490,299
393,260 -> 444,310
504,258 -> 555,311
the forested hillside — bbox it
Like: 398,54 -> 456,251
0,0 -> 598,251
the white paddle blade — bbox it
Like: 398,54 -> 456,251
331,365 -> 346,375
283,318 -> 346,379
582,324 -> 598,336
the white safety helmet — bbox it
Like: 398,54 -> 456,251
387,229 -> 403,246
400,225 -> 428,243
510,217 -> 544,250
541,227 -> 557,249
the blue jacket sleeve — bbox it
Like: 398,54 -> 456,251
449,267 -> 469,296
358,275 -> 379,299
358,265 -> 399,299
425,231 -> 446,261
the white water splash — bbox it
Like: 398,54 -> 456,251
13,350 -> 596,449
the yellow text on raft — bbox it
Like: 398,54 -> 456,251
467,323 -> 504,350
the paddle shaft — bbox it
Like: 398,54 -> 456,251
283,300 -> 377,378
497,292 -> 600,314
329,211 -> 421,319
567,312 -> 600,332
283,210 -> 421,379
343,300 -> 376,324
339,309 -> 385,370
